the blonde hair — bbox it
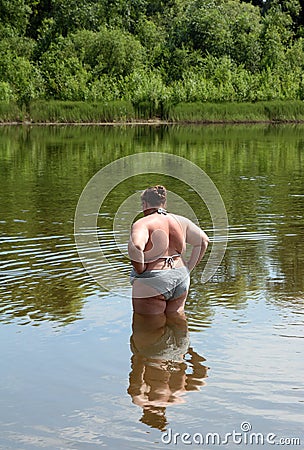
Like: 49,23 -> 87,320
141,185 -> 167,207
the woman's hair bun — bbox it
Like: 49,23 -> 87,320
155,185 -> 166,199
141,185 -> 167,206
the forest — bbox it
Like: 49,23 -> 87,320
1,0 -> 304,120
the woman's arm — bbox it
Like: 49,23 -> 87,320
185,220 -> 209,271
128,221 -> 149,273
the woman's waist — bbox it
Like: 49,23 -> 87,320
145,254 -> 185,270
131,264 -> 189,280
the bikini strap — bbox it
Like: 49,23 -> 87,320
161,254 -> 181,268
157,208 -> 167,215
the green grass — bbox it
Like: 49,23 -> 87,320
167,101 -> 304,123
262,101 -> 304,122
1,100 -> 304,123
0,102 -> 24,122
29,100 -> 136,123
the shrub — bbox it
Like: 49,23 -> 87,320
0,50 -> 45,106
39,38 -> 89,100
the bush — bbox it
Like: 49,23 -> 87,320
0,81 -> 15,102
0,50 -> 45,106
122,70 -> 172,118
87,76 -> 122,102
71,27 -> 145,78
39,38 -> 89,100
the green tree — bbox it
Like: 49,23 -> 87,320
27,0 -> 106,38
260,2 -> 296,69
0,50 -> 44,106
39,37 -> 89,100
0,81 -> 14,102
51,0 -> 106,35
134,18 -> 166,68
123,69 -> 171,116
174,0 -> 262,71
71,27 -> 145,77
0,0 -> 32,35
102,0 -> 147,32
241,0 -> 265,6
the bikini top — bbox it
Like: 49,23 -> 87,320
150,208 -> 181,267
155,207 -> 167,215
160,254 -> 181,268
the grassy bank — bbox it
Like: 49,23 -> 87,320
29,100 -> 136,123
168,101 -> 304,123
1,100 -> 304,124
0,102 -> 25,123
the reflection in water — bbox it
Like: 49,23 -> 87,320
0,125 -> 303,448
0,234 -> 89,326
128,312 -> 209,430
1,124 -> 304,326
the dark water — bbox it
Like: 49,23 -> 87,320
0,124 -> 303,449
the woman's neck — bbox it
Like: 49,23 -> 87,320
143,207 -> 167,216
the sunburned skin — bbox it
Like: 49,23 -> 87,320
128,188 -> 209,314
128,209 -> 209,273
129,212 -> 185,272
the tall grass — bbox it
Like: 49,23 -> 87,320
1,100 -> 304,123
167,101 -> 304,123
262,101 -> 304,122
0,102 -> 24,122
29,100 -> 136,123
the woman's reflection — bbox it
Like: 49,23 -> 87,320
128,312 -> 209,431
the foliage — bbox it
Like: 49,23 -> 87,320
39,38 -> 89,101
0,82 -> 15,102
0,50 -> 45,107
70,27 -> 145,77
172,0 -> 263,71
0,0 -> 32,35
0,0 -> 304,114
122,70 -> 172,117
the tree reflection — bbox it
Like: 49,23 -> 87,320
127,312 -> 209,431
0,276 -> 85,326
1,124 -> 303,325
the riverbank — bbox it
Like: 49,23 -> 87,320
1,100 -> 304,124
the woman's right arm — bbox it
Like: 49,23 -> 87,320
185,219 -> 209,271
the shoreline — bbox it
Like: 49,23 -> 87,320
1,119 -> 304,126
1,100 -> 304,125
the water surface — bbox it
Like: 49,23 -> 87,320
0,124 -> 303,449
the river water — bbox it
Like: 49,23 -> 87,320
0,124 -> 303,449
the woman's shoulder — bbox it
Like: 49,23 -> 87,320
168,213 -> 190,226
